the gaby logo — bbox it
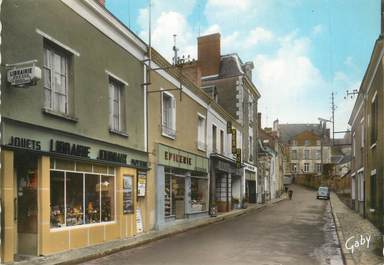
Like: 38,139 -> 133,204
345,234 -> 371,254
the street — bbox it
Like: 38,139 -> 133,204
82,185 -> 343,265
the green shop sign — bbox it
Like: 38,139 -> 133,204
157,144 -> 208,173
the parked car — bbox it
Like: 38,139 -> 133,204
317,186 -> 330,200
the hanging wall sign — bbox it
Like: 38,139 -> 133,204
231,129 -> 237,154
123,176 -> 134,214
7,65 -> 42,86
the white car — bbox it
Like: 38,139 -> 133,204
317,186 -> 330,200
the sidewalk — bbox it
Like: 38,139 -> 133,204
12,196 -> 286,265
330,192 -> 384,265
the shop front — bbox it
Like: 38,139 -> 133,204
155,144 -> 209,230
210,154 -> 244,212
244,163 -> 257,204
1,123 -> 148,260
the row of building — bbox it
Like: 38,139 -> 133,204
348,2 -> 384,233
0,0 -> 286,262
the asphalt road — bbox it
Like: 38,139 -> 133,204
82,185 -> 343,265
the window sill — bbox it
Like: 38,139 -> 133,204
370,143 -> 377,150
50,220 -> 116,232
162,132 -> 176,140
109,128 -> 129,138
42,108 -> 78,123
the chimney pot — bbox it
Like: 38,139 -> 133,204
98,0 -> 105,6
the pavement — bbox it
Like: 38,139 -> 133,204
330,191 -> 384,265
11,196 -> 283,265
79,185 -> 343,265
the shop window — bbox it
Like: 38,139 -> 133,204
50,171 -> 65,228
66,172 -> 84,226
164,173 -> 185,218
50,160 -> 115,228
101,175 -> 115,222
191,178 -> 208,212
85,174 -> 100,224
164,174 -> 172,217
109,76 -> 126,133
43,42 -> 70,114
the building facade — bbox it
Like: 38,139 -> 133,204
348,9 -> 384,230
277,123 -> 332,182
1,0 -> 149,262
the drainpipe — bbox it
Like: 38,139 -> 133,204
0,0 -> 3,261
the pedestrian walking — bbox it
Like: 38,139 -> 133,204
288,190 -> 293,200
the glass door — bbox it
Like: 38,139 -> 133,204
15,153 -> 38,256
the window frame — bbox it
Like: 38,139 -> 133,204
43,42 -> 70,115
108,74 -> 127,136
161,91 -> 176,139
49,161 -> 117,231
304,163 -> 309,172
370,92 -> 378,146
197,113 -> 206,151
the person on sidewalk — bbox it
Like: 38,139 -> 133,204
288,190 -> 293,200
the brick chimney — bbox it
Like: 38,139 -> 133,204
197,33 -> 221,77
97,0 -> 105,6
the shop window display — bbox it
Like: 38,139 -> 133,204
66,172 -> 84,226
85,174 -> 100,224
191,178 -> 208,212
50,159 -> 115,228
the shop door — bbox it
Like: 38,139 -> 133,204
248,181 -> 257,203
172,177 -> 185,219
15,153 -> 38,256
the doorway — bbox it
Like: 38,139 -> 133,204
14,152 -> 38,257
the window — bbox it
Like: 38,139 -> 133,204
315,150 -> 321,160
315,163 -> 321,173
191,178 -> 208,212
43,43 -> 69,114
370,174 -> 376,209
291,163 -> 297,172
351,175 -> 356,200
353,133 -> 356,157
248,99 -> 254,123
304,150 -> 309,160
50,159 -> 115,228
316,140 -> 321,146
292,140 -> 297,146
361,123 -> 365,148
212,124 -> 217,152
162,92 -> 176,138
304,140 -> 310,146
291,150 -> 297,160
371,95 -> 378,145
197,115 -> 206,150
249,136 -> 253,161
109,77 -> 126,132
220,130 -> 225,155
358,172 -> 364,201
304,163 -> 309,172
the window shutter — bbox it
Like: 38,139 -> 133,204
108,81 -> 114,128
171,96 -> 176,130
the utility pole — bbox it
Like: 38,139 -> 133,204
331,92 -> 335,146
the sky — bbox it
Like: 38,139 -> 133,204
107,0 -> 380,136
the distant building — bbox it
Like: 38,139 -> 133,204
276,122 -> 332,180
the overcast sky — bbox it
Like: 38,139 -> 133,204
107,0 -> 379,135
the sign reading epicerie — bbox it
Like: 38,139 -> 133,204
158,144 -> 208,172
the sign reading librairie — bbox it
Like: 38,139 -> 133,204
7,65 -> 41,86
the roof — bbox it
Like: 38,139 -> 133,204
219,54 -> 244,78
278,124 -> 323,143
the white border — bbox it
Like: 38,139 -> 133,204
105,70 -> 129,86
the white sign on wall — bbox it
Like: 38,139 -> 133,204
7,65 -> 41,86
